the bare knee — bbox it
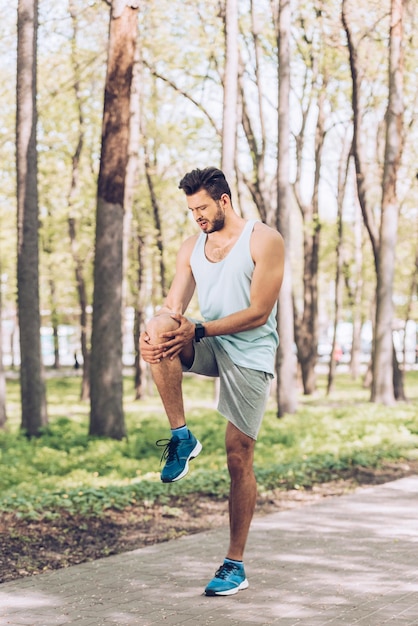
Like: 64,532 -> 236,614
227,449 -> 254,478
146,313 -> 179,344
226,431 -> 255,480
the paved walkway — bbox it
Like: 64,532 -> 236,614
1,476 -> 418,626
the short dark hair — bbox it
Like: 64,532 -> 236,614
178,167 -> 231,201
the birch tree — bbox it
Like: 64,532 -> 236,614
274,0 -> 297,415
372,0 -> 405,403
343,0 -> 406,404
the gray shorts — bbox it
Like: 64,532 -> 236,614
183,336 -> 272,440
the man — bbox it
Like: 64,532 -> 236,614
140,167 -> 284,596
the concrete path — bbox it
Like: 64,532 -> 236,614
1,476 -> 418,626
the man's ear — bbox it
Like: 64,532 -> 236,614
220,193 -> 230,209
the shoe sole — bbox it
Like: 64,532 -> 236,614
205,579 -> 249,596
161,440 -> 202,483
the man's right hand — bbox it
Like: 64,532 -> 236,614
139,331 -> 166,364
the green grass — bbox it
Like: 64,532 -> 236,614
0,370 -> 417,519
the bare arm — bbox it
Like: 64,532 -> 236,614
156,235 -> 197,316
139,236 -> 196,363
202,223 -> 284,337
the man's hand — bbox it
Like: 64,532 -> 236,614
139,314 -> 195,363
158,314 -> 195,360
139,331 -> 166,364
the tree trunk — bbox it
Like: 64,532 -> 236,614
68,0 -> 91,401
400,246 -> 418,369
221,0 -> 239,186
275,0 -> 297,416
342,2 -> 380,269
144,153 -> 167,298
139,64 -> 167,303
295,221 -> 321,395
89,1 -> 138,439
294,207 -> 321,395
16,0 -> 47,436
349,196 -> 364,380
68,216 -> 90,401
393,343 -> 406,401
327,134 -> 351,395
123,39 -> 145,398
237,3 -> 269,224
0,263 -> 7,428
343,0 -> 405,404
42,210 -> 60,369
291,42 -> 326,396
134,234 -> 147,399
372,0 -> 404,404
49,277 -> 60,369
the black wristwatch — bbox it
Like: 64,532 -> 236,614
194,322 -> 205,342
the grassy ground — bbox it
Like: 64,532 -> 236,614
0,369 -> 417,582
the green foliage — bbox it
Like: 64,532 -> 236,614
0,372 -> 417,519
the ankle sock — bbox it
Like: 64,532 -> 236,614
225,557 -> 243,566
171,425 -> 189,439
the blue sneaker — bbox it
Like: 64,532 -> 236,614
205,560 -> 249,596
157,430 -> 202,483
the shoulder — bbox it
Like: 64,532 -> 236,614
180,233 -> 200,250
177,234 -> 200,263
251,222 -> 284,259
252,220 -> 283,239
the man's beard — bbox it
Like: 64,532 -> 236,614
206,203 -> 225,233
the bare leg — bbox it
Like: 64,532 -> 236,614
146,314 -> 193,429
225,421 -> 257,561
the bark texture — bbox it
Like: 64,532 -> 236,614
90,2 -> 138,438
16,0 -> 47,436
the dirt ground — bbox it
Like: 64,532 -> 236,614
1,460 -> 416,585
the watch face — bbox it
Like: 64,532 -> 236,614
195,324 -> 205,341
